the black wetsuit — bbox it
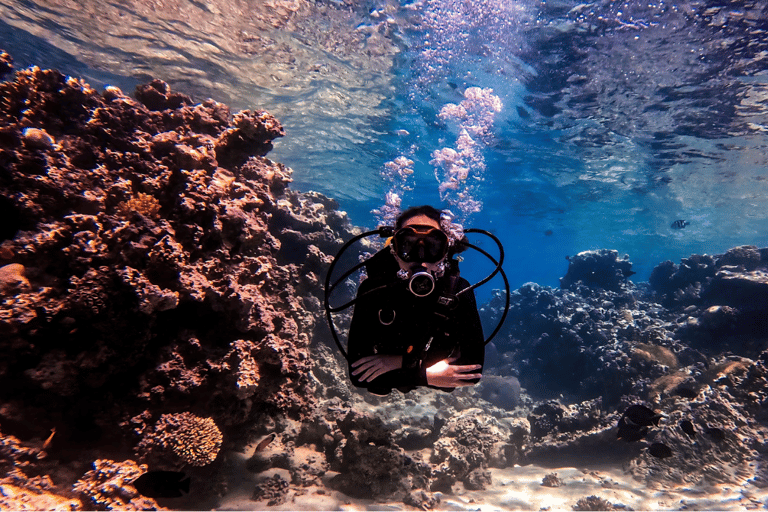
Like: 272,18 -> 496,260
347,249 -> 485,394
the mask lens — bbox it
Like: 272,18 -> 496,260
393,225 -> 448,263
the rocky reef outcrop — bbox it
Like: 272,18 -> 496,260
478,245 -> 768,491
0,55 -> 356,508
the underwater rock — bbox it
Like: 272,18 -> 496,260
431,409 -> 511,488
251,474 -> 290,506
464,467 -> 492,490
21,127 -> 55,151
0,263 -> 29,294
703,268 -> 768,310
541,472 -> 564,487
0,428 -> 46,483
560,249 -> 635,292
73,459 -> 161,511
0,51 -> 12,78
134,79 -> 192,111
326,408 -> 427,500
717,245 -> 765,271
649,254 -> 718,307
623,353 -> 768,488
573,495 -> 618,511
648,442 -> 672,458
477,374 -> 521,409
0,481 -> 83,511
404,489 -> 440,510
658,247 -> 768,355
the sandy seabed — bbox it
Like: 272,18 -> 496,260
219,460 -> 767,511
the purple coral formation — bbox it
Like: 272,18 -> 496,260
2,56 -> 768,510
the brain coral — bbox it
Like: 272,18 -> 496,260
143,412 -> 223,467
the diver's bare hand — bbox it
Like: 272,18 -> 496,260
426,357 -> 482,388
351,355 -> 403,382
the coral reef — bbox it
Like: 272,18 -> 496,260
73,459 -> 161,510
251,473 -> 290,506
477,246 -> 768,490
137,413 -> 222,467
560,249 -> 636,292
0,51 -> 12,79
542,472 -> 564,487
572,495 -> 618,511
0,58 -> 357,507
2,57 -> 768,509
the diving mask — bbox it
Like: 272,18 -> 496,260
391,225 -> 449,264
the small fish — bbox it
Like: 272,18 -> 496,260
616,405 -> 662,442
133,471 -> 191,499
617,423 -> 647,442
447,82 -> 458,90
516,105 -> 531,119
648,442 -> 673,458
623,405 -> 663,427
254,433 -> 276,453
544,229 -> 554,236
680,420 -> 696,438
670,220 -> 688,229
705,426 -> 726,442
674,386 -> 698,399
42,428 -> 56,450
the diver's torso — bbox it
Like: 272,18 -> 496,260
357,275 -> 461,362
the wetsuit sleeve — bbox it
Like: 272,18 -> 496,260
421,278 -> 485,391
347,278 -> 405,392
347,278 -> 378,376
454,281 -> 485,375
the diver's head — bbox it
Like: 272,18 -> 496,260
391,206 -> 450,296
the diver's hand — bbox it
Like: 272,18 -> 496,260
426,357 -> 482,388
351,355 -> 403,382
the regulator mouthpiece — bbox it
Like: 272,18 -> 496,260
408,267 -> 436,297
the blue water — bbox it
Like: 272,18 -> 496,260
2,0 -> 767,299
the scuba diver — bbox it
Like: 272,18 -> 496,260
348,206 -> 484,394
325,205 -> 509,396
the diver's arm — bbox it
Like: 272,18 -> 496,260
351,354 -> 403,382
456,282 -> 485,371
426,357 -> 482,387
347,279 -> 407,390
422,279 -> 486,390
347,278 -> 382,388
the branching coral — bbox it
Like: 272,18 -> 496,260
141,412 -> 223,467
116,192 -> 161,219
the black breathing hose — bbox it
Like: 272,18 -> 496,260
324,227 -> 510,360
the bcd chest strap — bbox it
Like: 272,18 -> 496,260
404,269 -> 464,370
